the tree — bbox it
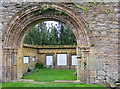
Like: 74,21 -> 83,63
59,23 -> 76,45
49,26 -> 59,45
24,21 -> 77,45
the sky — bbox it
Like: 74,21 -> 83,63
35,21 -> 60,30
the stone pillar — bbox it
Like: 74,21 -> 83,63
81,49 -> 90,83
53,53 -> 57,69
76,47 -> 84,81
4,50 -> 10,81
8,50 -> 13,81
11,50 -> 17,80
86,51 -> 90,83
67,53 -> 70,69
2,49 -> 18,81
77,57 -> 83,81
17,48 -> 23,79
89,47 -> 97,83
77,47 -> 90,83
2,50 -> 8,82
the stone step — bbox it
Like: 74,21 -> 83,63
109,82 -> 116,88
54,80 -> 83,84
10,79 -> 34,82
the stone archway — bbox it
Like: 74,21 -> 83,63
2,3 -> 92,82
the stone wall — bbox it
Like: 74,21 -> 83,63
18,44 -> 77,75
37,46 -> 77,69
0,1 -> 119,83
23,44 -> 77,69
0,2 -> 2,82
21,47 -> 37,74
68,2 -> 119,82
80,2 -> 119,82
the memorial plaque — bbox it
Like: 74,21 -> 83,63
57,54 -> 67,65
72,55 -> 77,65
46,55 -> 53,65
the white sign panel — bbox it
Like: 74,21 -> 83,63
23,56 -> 29,63
32,57 -> 36,62
46,55 -> 53,65
57,54 -> 67,65
72,55 -> 77,65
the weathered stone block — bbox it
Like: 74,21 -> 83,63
98,71 -> 106,76
101,31 -> 107,36
98,76 -> 105,80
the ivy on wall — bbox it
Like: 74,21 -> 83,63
38,4 -> 66,15
74,2 -> 113,17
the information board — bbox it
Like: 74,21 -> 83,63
46,55 -> 53,65
71,55 -> 77,65
23,56 -> 29,63
57,54 -> 67,65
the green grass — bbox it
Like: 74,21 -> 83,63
22,69 -> 77,82
0,84 -> 1,87
2,82 -> 106,88
2,69 -> 106,88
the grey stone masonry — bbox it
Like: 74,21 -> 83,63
0,1 -> 119,83
0,2 -> 3,82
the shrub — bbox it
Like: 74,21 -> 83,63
27,68 -> 32,72
35,63 -> 44,69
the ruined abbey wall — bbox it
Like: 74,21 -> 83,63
0,2 -> 3,82
17,44 -> 77,75
20,47 -> 37,74
0,1 -> 119,83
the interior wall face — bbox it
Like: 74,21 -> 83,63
21,47 -> 37,74
37,47 -> 77,69
0,2 -> 119,83
19,46 -> 77,75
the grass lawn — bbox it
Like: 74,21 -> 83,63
22,69 -> 76,82
2,69 -> 106,88
2,82 -> 106,88
0,83 -> 2,88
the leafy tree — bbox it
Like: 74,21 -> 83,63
24,21 -> 77,45
49,26 -> 59,45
